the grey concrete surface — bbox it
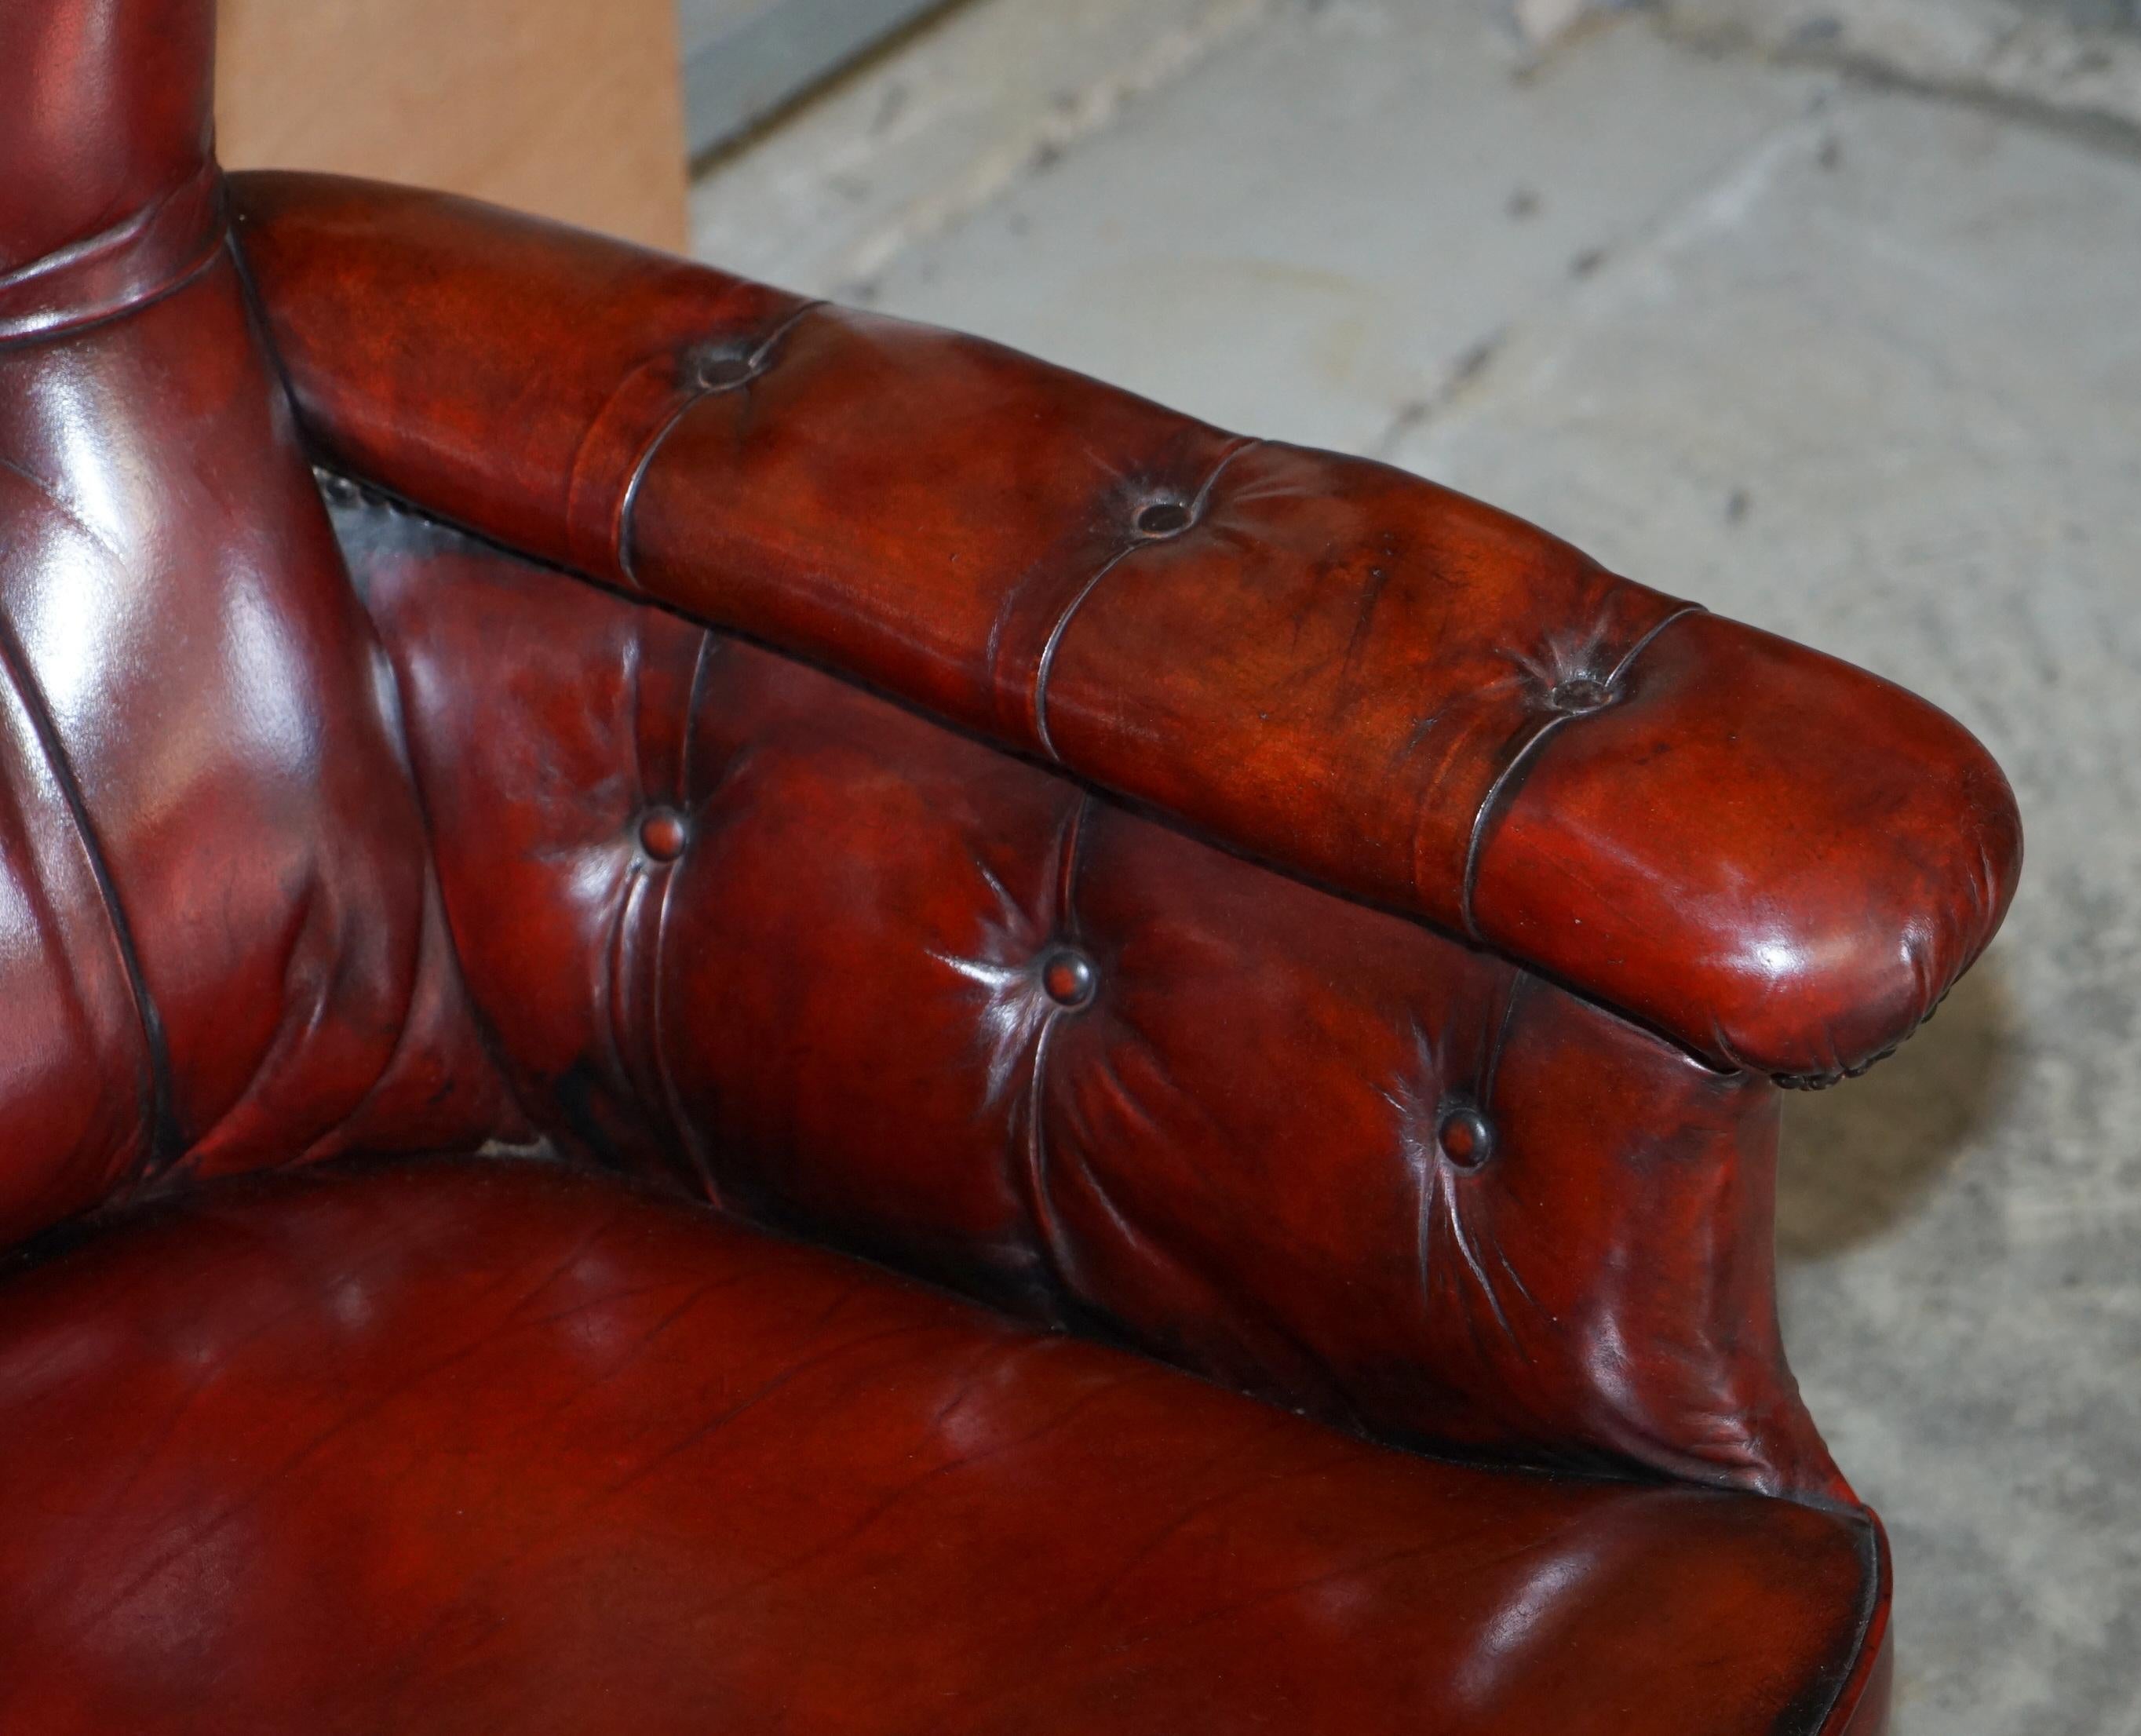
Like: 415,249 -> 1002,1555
693,4 -> 2141,1729
677,0 -> 946,156
1658,0 -> 2141,140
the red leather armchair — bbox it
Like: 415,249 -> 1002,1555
0,5 -> 2020,1731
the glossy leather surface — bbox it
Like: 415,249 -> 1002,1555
0,5 -> 514,1247
341,483 -> 1843,1501
0,0 -> 221,342
228,172 -> 2022,1087
0,1158 -> 1886,1736
0,6 -> 2019,1727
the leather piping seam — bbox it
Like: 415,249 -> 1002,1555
647,629 -> 724,1206
1020,790 -> 1096,1307
1457,602 -> 1706,941
0,162 -> 228,348
614,299 -> 826,588
1806,1512 -> 1888,1735
1030,437 -> 1261,761
0,596 -> 178,1179
0,232 -> 226,352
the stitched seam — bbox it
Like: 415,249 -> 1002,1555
614,299 -> 825,587
1030,437 -> 1262,761
1458,603 -> 1706,939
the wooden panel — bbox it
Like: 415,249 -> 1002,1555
215,0 -> 687,252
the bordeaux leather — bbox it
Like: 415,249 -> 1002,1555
0,1160 -> 1884,1736
0,9 -> 515,1249
227,171 -> 2021,1089
339,483 -> 1846,1503
0,2 -> 2015,1731
0,0 -> 221,341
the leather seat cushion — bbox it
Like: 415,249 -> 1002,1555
0,1158 -> 1877,1735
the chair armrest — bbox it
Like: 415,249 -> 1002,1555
229,170 -> 2022,1085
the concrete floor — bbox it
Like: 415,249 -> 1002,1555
692,3 -> 2141,1730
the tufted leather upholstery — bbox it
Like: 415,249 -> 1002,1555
339,483 -> 1841,1501
0,2 -> 2017,1731
228,172 -> 2020,1091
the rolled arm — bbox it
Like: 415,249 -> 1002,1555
229,170 -> 2022,1084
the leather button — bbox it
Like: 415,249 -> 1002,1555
1040,947 -> 1096,1009
1548,676 -> 1611,715
694,353 -> 757,389
1436,1105 -> 1493,1169
639,808 -> 689,862
1135,500 -> 1192,538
